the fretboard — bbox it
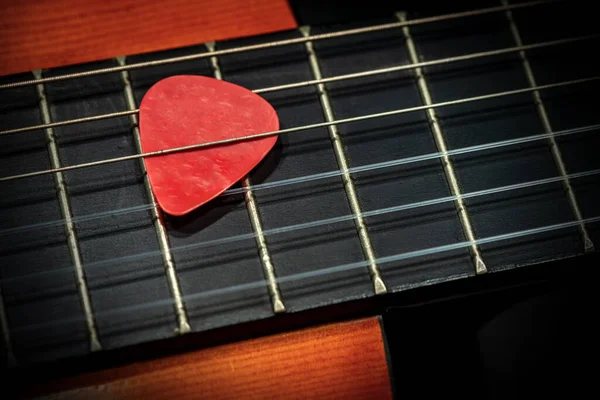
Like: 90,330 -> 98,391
1,0 -> 599,368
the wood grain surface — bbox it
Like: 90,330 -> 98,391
0,0 -> 297,76
26,317 -> 391,399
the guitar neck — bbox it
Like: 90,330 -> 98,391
1,0 -> 600,396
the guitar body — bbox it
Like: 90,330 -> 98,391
1,0 -> 599,398
21,318 -> 391,399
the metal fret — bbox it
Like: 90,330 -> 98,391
205,43 -> 286,313
300,26 -> 387,294
32,70 -> 103,350
116,57 -> 192,334
397,13 -> 488,274
502,0 -> 595,252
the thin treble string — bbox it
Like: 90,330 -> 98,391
4,166 -> 599,287
1,75 -> 599,183
3,32 -> 597,137
0,0 -> 556,91
2,123 -> 598,237
11,214 -> 600,334
0,203 -> 154,236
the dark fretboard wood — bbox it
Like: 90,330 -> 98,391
1,0 -> 599,373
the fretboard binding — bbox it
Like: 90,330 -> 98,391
1,75 -> 598,184
301,26 -> 387,295
2,123 -> 597,240
117,57 -> 191,335
4,33 -> 597,137
0,0 -> 556,90
205,42 -> 286,314
399,12 -> 487,275
502,0 -> 595,252
33,70 -> 102,353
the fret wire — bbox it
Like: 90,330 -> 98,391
3,123 -> 597,238
0,284 -> 16,366
32,70 -> 102,352
205,42 -> 286,314
4,33 -> 597,137
502,0 -> 595,252
116,57 -> 191,334
1,75 -> 598,184
300,26 -> 387,295
6,166 -> 599,287
398,12 -> 487,274
0,0 -> 554,91
12,212 -> 600,334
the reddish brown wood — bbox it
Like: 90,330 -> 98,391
0,0 -> 297,76
25,318 -> 392,399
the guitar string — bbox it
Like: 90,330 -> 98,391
0,0 -> 555,91
10,214 -> 600,334
4,165 -> 599,288
2,32 -> 597,137
2,123 -> 598,236
2,75 -> 599,183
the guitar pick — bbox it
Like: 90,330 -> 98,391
139,75 -> 279,216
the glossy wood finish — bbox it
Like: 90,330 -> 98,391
0,0 -> 297,76
26,317 -> 391,399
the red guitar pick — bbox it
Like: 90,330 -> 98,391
139,75 -> 279,216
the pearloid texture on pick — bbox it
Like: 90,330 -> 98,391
139,75 -> 279,216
